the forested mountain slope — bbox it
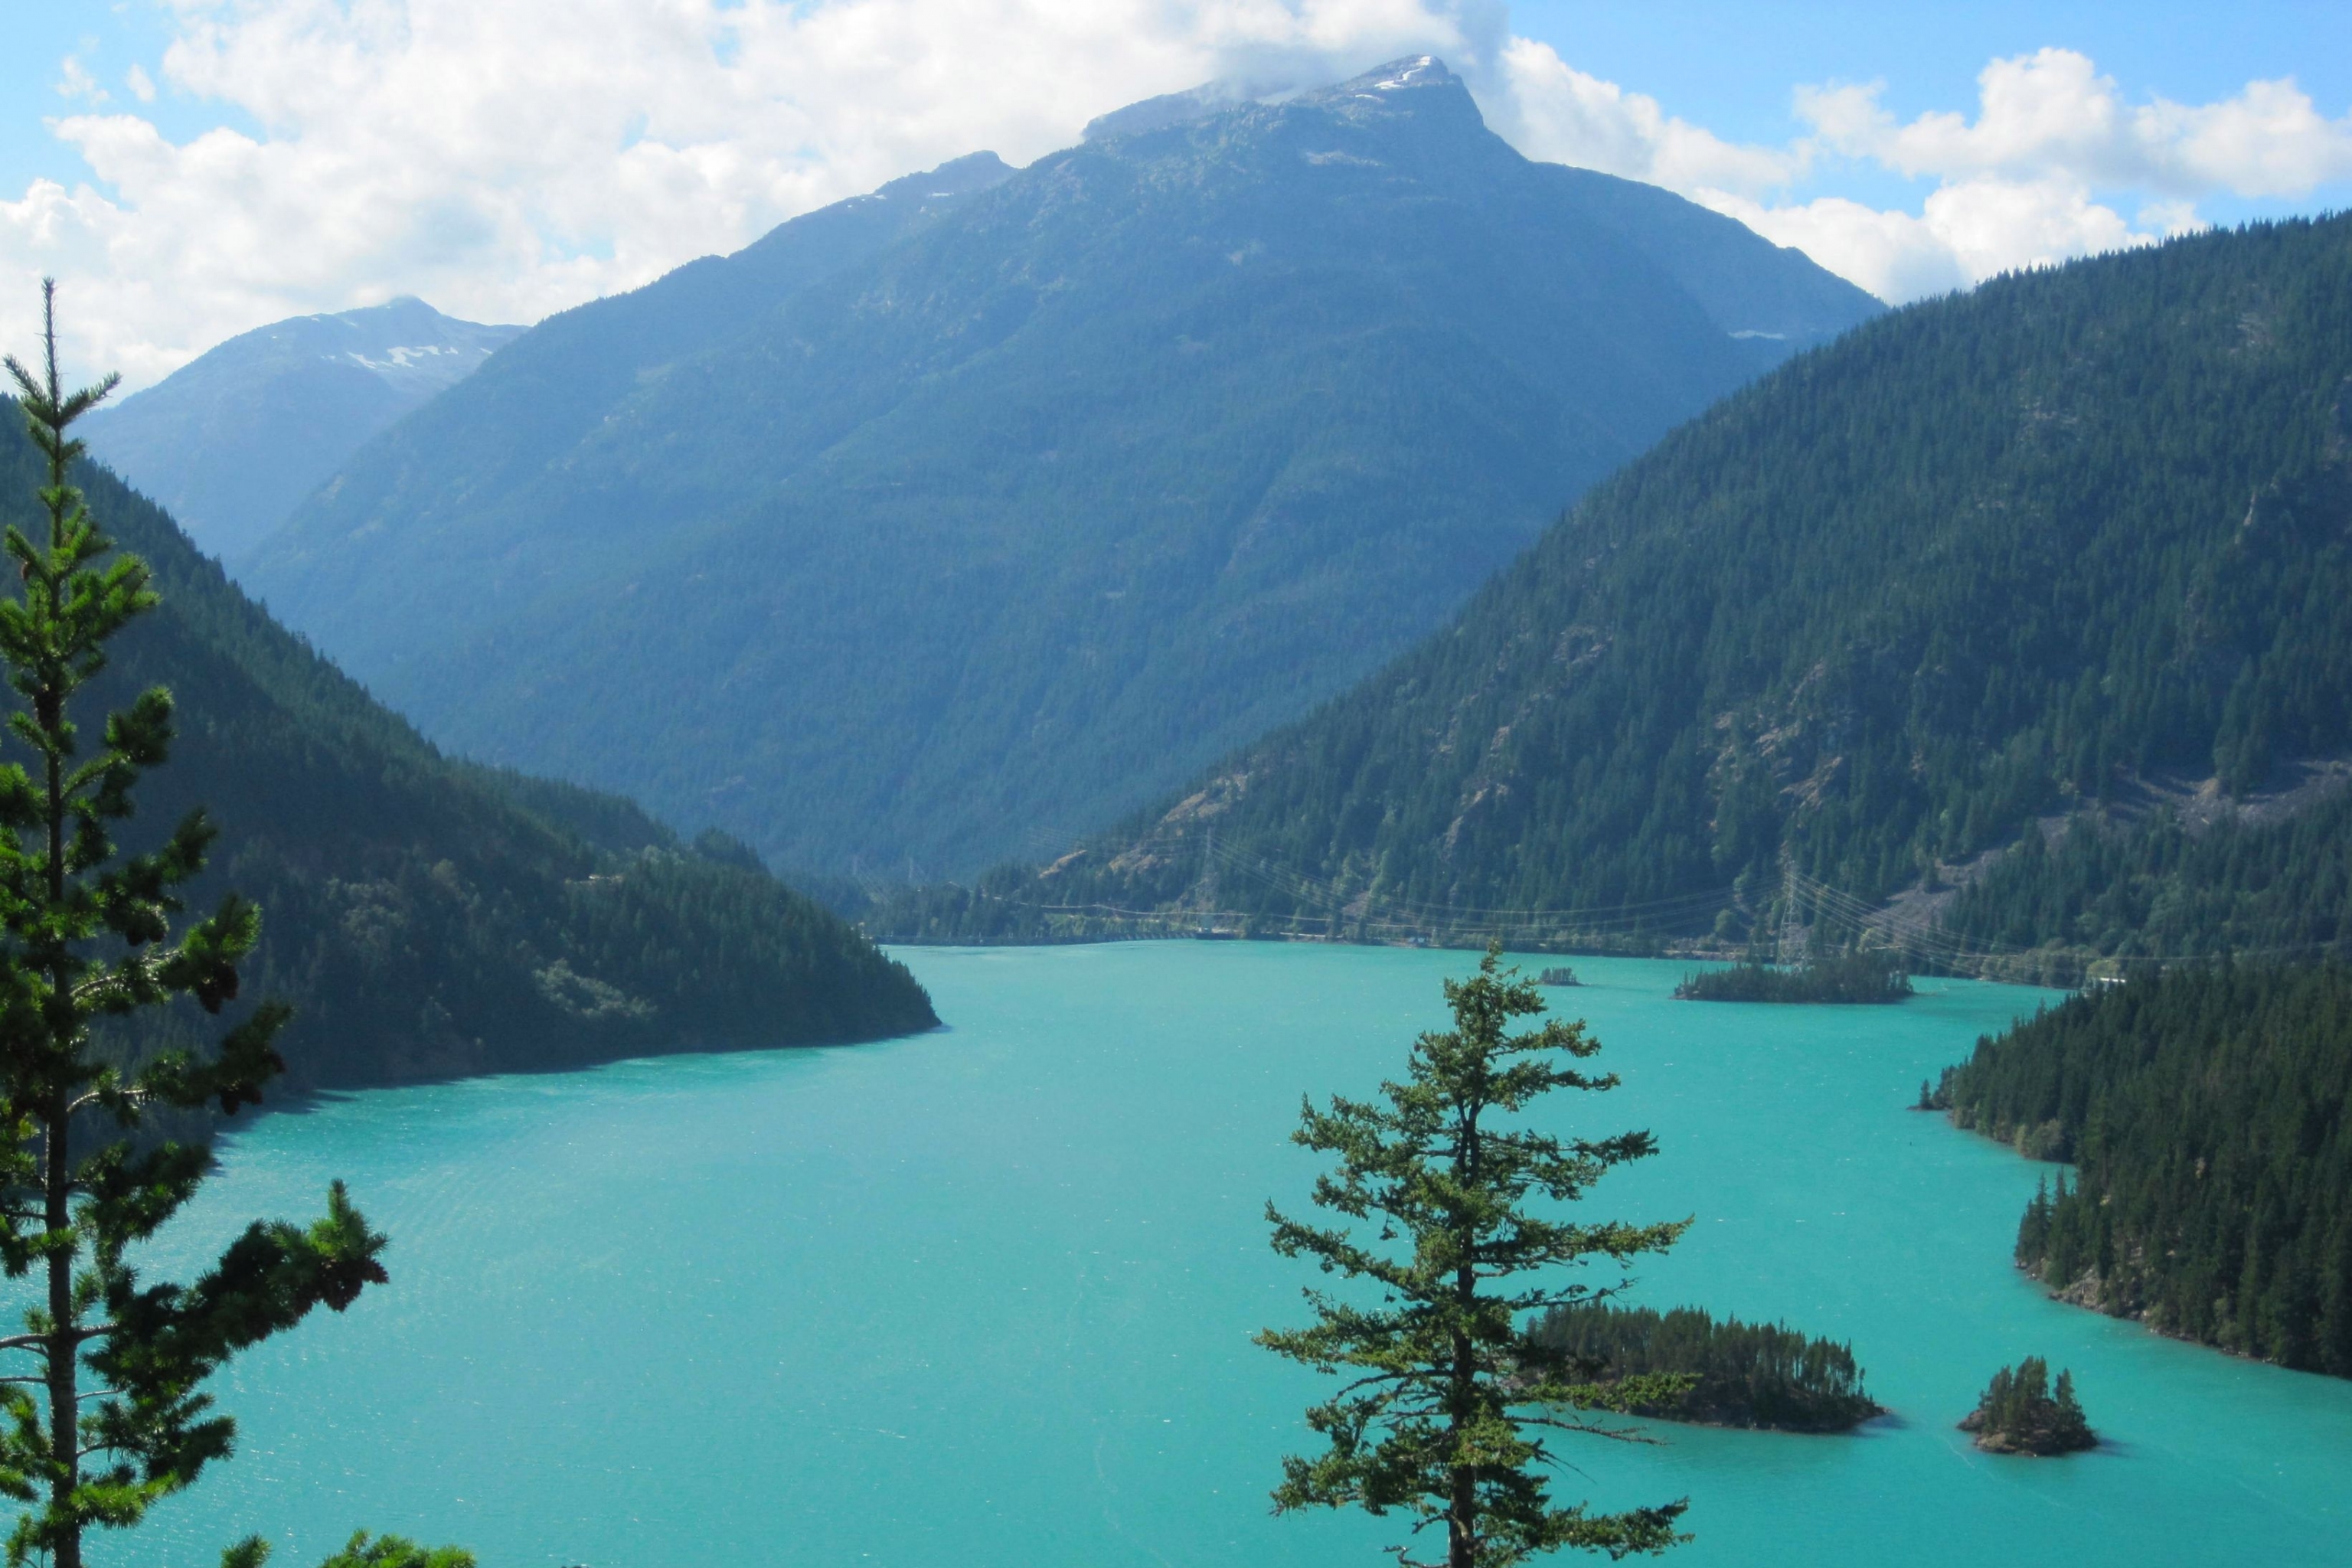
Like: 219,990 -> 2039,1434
1939,962 -> 2351,1377
992,216 -> 2352,951
237,149 -> 1012,592
1934,766 -> 2352,981
2,409 -> 936,1090
81,297 -> 521,560
243,56 -> 1878,877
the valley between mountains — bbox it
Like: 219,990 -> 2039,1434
227,57 -> 1877,880
11,29 -> 2352,1568
913,211 -> 2352,990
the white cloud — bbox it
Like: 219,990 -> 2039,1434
1497,43 -> 2352,303
7,11 -> 2352,384
1698,172 -> 2190,305
2146,77 -> 2352,196
1494,37 -> 1799,194
1799,50 -> 2352,198
1694,192 -> 1968,305
6,0 -> 1504,388
54,57 -> 110,107
1719,49 -> 2352,299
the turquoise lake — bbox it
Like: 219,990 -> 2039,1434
109,942 -> 2352,1566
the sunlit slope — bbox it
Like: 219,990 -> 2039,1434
2,410 -> 936,1089
1015,216 -> 2352,949
245,57 -> 1878,877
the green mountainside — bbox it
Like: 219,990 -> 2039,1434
1938,962 -> 2351,1377
960,216 -> 2352,962
81,297 -> 522,560
1935,771 -> 2352,982
2,407 -> 936,1092
240,149 -> 1012,593
243,57 -> 1878,879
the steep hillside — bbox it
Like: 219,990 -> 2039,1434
1938,962 -> 2352,1377
978,217 -> 2352,955
1932,762 -> 2352,981
81,297 -> 522,559
243,57 -> 1879,877
3,407 -> 936,1090
243,149 -> 1014,590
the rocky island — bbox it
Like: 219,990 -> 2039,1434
1959,1358 -> 2096,1455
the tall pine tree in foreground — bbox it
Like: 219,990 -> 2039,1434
0,285 -> 460,1568
1260,945 -> 1692,1566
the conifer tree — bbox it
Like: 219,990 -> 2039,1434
2016,1175 -> 2051,1263
0,283 -> 400,1568
1959,1357 -> 2095,1455
305,1532 -> 475,1568
1259,944 -> 1692,1566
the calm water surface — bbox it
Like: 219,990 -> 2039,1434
114,943 -> 2352,1566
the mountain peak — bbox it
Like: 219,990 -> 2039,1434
243,50 -> 1877,878
869,151 -> 1014,206
1083,55 -> 1467,145
1315,55 -> 1457,98
1081,82 -> 1240,144
80,296 -> 524,559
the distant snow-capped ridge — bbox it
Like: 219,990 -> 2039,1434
79,295 -> 524,560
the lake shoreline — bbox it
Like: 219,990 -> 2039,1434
130,946 -> 2352,1568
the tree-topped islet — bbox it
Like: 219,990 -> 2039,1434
1959,1357 -> 2096,1456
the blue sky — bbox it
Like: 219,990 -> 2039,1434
7,1 -> 2350,385
1514,0 -> 2352,224
1511,2 -> 2350,141
4,4 -> 234,196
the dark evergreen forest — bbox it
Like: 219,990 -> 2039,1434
1938,962 -> 2352,1377
1936,780 -> 2352,982
1527,1302 -> 1881,1432
1674,952 -> 1911,1003
952,216 -> 2352,965
2,407 -> 936,1092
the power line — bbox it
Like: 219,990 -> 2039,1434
919,838 -> 2343,975
1203,838 -> 1738,926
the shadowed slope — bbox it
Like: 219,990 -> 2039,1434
245,58 -> 1878,877
4,409 -> 936,1090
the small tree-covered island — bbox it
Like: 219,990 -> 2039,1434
1528,1305 -> 1884,1434
1958,1359 -> 2098,1456
1674,952 -> 1913,1004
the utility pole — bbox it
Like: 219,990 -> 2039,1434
1200,826 -> 1220,926
1777,861 -> 1803,966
